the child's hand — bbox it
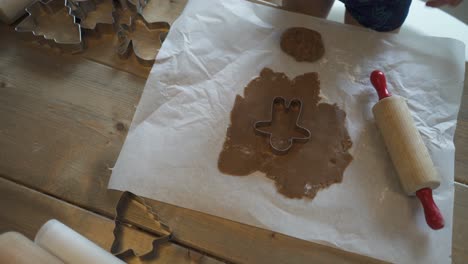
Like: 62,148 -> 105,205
426,0 -> 463,7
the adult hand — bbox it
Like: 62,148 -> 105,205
426,0 -> 463,7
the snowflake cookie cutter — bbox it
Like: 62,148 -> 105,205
116,15 -> 168,66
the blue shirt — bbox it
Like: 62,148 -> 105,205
339,0 -> 412,31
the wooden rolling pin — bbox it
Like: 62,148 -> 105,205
371,70 -> 444,230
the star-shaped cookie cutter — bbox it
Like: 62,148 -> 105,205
254,97 -> 311,155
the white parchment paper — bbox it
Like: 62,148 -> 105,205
109,0 -> 466,263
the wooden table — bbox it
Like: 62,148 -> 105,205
0,7 -> 467,263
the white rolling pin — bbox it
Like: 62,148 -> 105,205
0,0 -> 35,24
0,232 -> 63,264
35,219 -> 125,264
371,70 -> 444,230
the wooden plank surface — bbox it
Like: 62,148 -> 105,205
0,25 -> 383,264
1,11 -> 467,264
0,177 -> 222,264
81,31 -> 152,79
453,183 -> 468,264
455,120 -> 468,184
454,63 -> 468,184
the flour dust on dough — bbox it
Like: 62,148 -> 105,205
218,68 -> 352,199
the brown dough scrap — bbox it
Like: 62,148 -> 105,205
218,68 -> 353,199
280,27 -> 325,62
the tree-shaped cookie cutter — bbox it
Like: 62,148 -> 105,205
254,97 -> 311,155
66,0 -> 115,33
15,0 -> 83,53
111,191 -> 172,259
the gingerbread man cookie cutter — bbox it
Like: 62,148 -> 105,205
254,97 -> 311,155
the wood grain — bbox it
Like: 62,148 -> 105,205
453,183 -> 468,263
0,177 -> 222,264
373,96 -> 440,194
7,24 -> 152,79
1,11 -> 467,264
455,120 -> 468,184
0,25 -> 384,264
454,62 -> 468,184
81,30 -> 152,79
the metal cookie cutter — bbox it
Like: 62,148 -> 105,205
15,0 -> 83,53
67,0 -> 115,33
128,0 -> 188,26
116,15 -> 168,66
254,97 -> 311,154
111,191 -> 172,259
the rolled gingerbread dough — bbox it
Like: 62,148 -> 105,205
218,68 -> 352,199
280,27 -> 325,62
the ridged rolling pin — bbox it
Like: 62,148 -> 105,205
371,70 -> 444,230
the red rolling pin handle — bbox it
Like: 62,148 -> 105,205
416,188 -> 444,230
370,70 -> 391,100
370,70 -> 444,230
